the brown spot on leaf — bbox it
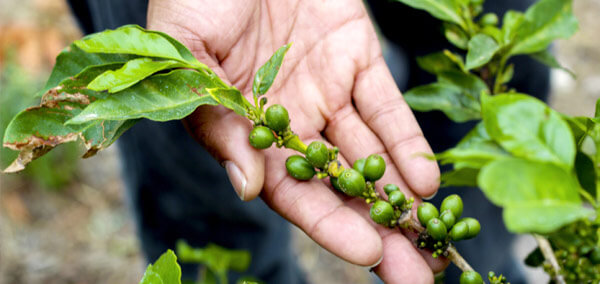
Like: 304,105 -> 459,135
3,133 -> 78,173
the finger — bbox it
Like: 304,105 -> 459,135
323,104 -> 413,198
353,58 -> 440,197
261,147 -> 383,266
184,106 -> 265,201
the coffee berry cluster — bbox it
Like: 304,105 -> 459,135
417,195 -> 481,258
248,102 -> 486,283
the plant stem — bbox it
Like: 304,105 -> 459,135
283,135 -> 307,154
534,234 -> 566,284
492,55 -> 509,94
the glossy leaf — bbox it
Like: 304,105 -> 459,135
437,70 -> 489,101
75,25 -> 189,63
480,26 -> 503,45
207,88 -> 253,116
510,0 -> 578,55
478,158 -> 592,233
501,10 -> 525,45
403,82 -> 480,122
43,44 -> 137,95
465,34 -> 499,70
176,240 -> 251,273
440,167 -> 479,187
88,58 -> 185,93
437,123 -> 507,169
392,0 -> 466,29
498,64 -> 514,84
529,49 -> 576,78
443,23 -> 468,49
416,52 -> 462,75
252,43 -> 291,96
481,93 -> 576,168
139,250 -> 181,284
68,70 -> 220,124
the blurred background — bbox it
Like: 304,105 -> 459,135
0,0 -> 598,283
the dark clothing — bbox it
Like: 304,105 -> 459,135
67,1 -> 549,283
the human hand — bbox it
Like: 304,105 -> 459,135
147,0 -> 445,282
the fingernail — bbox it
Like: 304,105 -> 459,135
368,254 -> 384,271
423,191 -> 437,200
224,161 -> 246,201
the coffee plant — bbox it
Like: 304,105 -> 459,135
1,0 -> 599,283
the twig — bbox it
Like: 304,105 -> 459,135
534,234 -> 566,284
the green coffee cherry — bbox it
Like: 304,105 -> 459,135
353,158 -> 366,175
285,155 -> 315,180
383,184 -> 399,196
417,202 -> 439,226
590,247 -> 600,264
441,194 -> 463,220
440,210 -> 456,228
449,221 -> 469,241
388,191 -> 406,207
249,126 -> 275,149
370,200 -> 395,225
427,218 -> 447,241
338,168 -> 367,197
306,141 -> 329,169
330,177 -> 342,192
265,104 -> 290,132
460,271 -> 483,284
479,13 -> 498,26
363,154 -> 386,181
462,217 -> 481,239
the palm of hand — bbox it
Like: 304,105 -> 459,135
149,1 -> 443,283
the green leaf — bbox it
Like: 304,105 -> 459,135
440,167 -> 479,187
500,10 -> 525,45
498,64 -> 514,84
403,82 -> 480,122
2,64 -> 138,173
478,158 -> 593,233
465,34 -> 500,70
392,0 -> 466,29
437,123 -> 507,169
509,0 -> 578,55
574,151 -> 597,198
207,88 -> 253,116
416,52 -> 462,75
43,44 -> 137,95
252,43 -> 291,96
503,202 -> 592,233
176,240 -> 251,273
67,69 -> 220,124
75,25 -> 189,63
443,23 -> 469,50
596,98 -> 600,118
480,26 -> 503,46
529,49 -> 576,78
443,50 -> 467,72
481,93 -> 576,168
436,70 -> 489,101
88,58 -> 186,93
139,250 -> 182,284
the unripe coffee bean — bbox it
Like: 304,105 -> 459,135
417,202 -> 439,226
427,218 -> 448,241
440,210 -> 456,228
460,271 -> 483,284
265,104 -> 290,132
352,158 -> 366,175
441,194 -> 463,219
383,184 -> 399,196
285,155 -> 315,180
388,191 -> 406,207
363,154 -> 386,181
370,200 -> 394,225
249,126 -> 275,149
306,141 -> 329,169
462,217 -> 481,239
450,221 -> 469,241
338,168 -> 367,197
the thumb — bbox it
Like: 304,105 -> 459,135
183,105 -> 265,201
